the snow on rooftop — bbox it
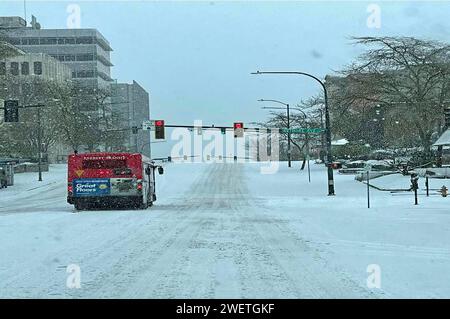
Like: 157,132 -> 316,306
331,138 -> 349,146
434,129 -> 450,146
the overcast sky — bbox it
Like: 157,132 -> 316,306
2,0 -> 450,156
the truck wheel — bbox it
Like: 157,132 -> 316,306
74,201 -> 84,211
139,201 -> 148,210
137,196 -> 148,210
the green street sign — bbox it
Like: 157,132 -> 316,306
280,128 -> 325,134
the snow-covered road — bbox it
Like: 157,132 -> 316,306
1,162 -> 450,298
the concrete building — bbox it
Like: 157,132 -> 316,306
0,52 -> 72,84
1,16 -> 152,159
111,81 -> 151,158
0,51 -> 72,163
0,15 -> 116,158
0,16 -> 113,89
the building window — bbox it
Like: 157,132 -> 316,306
34,62 -> 42,75
28,38 -> 39,45
76,54 -> 94,61
10,62 -> 19,75
0,62 -> 6,75
40,37 -> 57,45
21,62 -> 29,75
50,54 -> 65,62
71,70 -> 96,78
57,38 -> 65,44
64,55 -> 76,61
64,38 -> 76,44
76,37 -> 94,44
8,38 -> 20,45
76,70 -> 95,78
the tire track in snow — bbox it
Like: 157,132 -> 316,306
67,164 -> 222,298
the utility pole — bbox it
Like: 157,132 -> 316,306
1,102 -> 45,181
37,106 -> 42,181
306,132 -> 311,183
258,99 -> 292,167
287,103 -> 291,168
319,108 -> 325,162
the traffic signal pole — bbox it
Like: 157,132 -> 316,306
252,71 -> 335,196
258,99 -> 292,168
1,102 -> 45,181
287,104 -> 291,168
37,107 -> 42,182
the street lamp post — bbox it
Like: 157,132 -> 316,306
252,70 -> 335,195
258,99 -> 292,167
262,106 -> 312,182
23,104 -> 46,181
37,106 -> 42,182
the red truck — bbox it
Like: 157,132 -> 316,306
67,152 -> 163,210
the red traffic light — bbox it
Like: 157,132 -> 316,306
233,122 -> 244,138
154,120 -> 165,139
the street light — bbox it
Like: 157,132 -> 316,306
258,99 -> 292,167
252,70 -> 335,195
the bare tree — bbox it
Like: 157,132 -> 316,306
0,76 -> 126,159
336,36 -> 450,158
256,106 -> 323,169
0,77 -> 63,158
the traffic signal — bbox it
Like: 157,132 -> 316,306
233,122 -> 244,138
444,108 -> 450,128
221,127 -> 226,135
4,100 -> 19,122
132,126 -> 139,134
155,120 -> 165,139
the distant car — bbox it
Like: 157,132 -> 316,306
370,149 -> 395,160
314,159 -> 324,164
365,159 -> 396,171
331,159 -> 347,169
338,160 -> 366,174
344,160 -> 366,169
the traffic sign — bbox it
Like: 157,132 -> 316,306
142,120 -> 155,130
280,128 -> 324,134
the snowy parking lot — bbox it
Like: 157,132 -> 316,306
1,162 -> 450,298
